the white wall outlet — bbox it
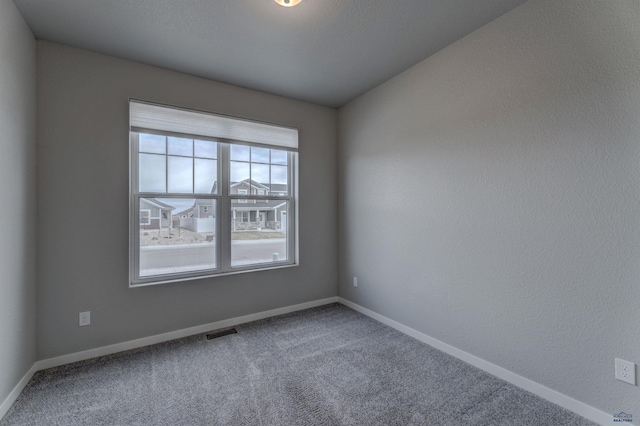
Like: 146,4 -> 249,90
353,277 -> 358,287
615,358 -> 636,385
79,311 -> 91,327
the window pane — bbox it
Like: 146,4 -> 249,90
230,144 -> 250,161
251,147 -> 270,163
140,209 -> 151,225
230,161 -> 250,186
139,153 -> 166,193
139,197 -> 217,277
271,165 -> 288,195
168,137 -> 193,156
251,163 -> 270,187
270,165 -> 288,184
139,134 -> 166,154
194,158 -> 217,194
194,140 -> 217,159
271,149 -> 288,165
168,156 -> 193,193
231,199 -> 288,267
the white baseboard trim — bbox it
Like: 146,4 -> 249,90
4,297 -> 608,424
337,297 -> 610,426
37,296 -> 339,371
1,296 -> 338,421
0,363 -> 38,420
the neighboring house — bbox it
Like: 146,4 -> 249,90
175,199 -> 215,220
140,198 -> 174,230
166,179 -> 287,232
230,179 -> 288,231
269,183 -> 288,197
232,199 -> 287,231
175,199 -> 216,233
230,179 -> 270,197
230,179 -> 288,198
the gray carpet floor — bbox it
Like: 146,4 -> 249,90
1,303 -> 596,425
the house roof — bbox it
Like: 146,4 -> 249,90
231,179 -> 270,190
231,179 -> 288,194
270,184 -> 288,193
174,206 -> 194,216
174,198 -> 215,216
142,198 -> 175,210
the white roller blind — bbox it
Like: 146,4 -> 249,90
130,100 -> 298,150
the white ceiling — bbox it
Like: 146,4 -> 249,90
12,0 -> 527,108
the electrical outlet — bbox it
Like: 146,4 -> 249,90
79,311 -> 91,327
353,277 -> 358,287
615,358 -> 636,385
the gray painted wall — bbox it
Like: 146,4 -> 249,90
36,41 -> 338,359
0,0 -> 37,407
338,0 -> 640,415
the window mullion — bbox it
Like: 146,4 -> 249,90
220,143 -> 231,272
192,139 -> 195,196
130,132 -> 140,284
164,135 -> 169,193
288,151 -> 296,264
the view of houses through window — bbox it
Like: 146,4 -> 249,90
134,134 -> 293,282
139,197 -> 218,277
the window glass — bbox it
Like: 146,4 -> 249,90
229,144 -> 290,195
140,210 -> 151,225
138,133 -> 219,196
139,134 -> 166,154
230,144 -> 250,162
194,158 -> 217,194
231,200 -> 288,267
251,147 -> 270,163
168,137 -> 193,156
167,156 -> 193,193
251,164 -> 270,187
194,140 -> 217,159
238,188 -> 248,203
271,165 -> 288,195
271,149 -> 288,165
132,117 -> 296,285
139,153 -> 166,193
138,197 -> 216,277
230,161 -> 250,186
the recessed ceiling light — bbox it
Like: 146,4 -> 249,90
274,0 -> 302,7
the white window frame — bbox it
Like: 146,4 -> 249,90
129,100 -> 298,287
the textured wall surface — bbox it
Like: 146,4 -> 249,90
0,0 -> 37,408
339,0 -> 640,415
36,41 -> 338,359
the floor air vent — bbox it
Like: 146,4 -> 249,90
206,328 -> 237,340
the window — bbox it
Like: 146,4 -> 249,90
130,100 -> 298,286
237,189 -> 248,203
140,209 -> 151,225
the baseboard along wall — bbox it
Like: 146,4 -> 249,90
1,296 -> 609,425
0,297 -> 338,420
337,297 -> 610,426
